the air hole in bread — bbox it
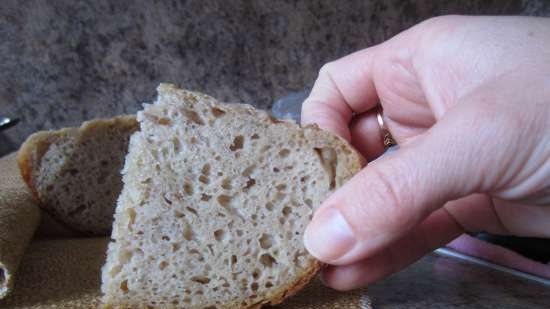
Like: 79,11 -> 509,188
171,243 -> 181,252
163,195 -> 173,205
186,207 -> 198,216
190,276 -> 210,284
229,135 -> 244,151
221,178 -> 232,190
214,229 -> 227,242
231,255 -> 237,265
282,206 -> 292,217
199,174 -> 209,184
201,163 -> 211,175
259,233 -> 274,249
244,178 -> 256,191
183,182 -> 193,195
251,133 -> 259,139
217,195 -> 245,220
127,208 -> 136,227
161,235 -> 170,241
201,194 -> 211,201
273,167 -> 280,173
217,195 -> 232,207
120,280 -> 129,293
236,230 -> 243,237
278,149 -> 290,158
265,281 -> 273,288
251,282 -> 259,291
158,117 -> 171,125
275,184 -> 286,191
211,107 -> 226,118
259,254 -> 277,268
183,223 -> 194,241
182,108 -> 204,125
252,269 -> 261,279
159,261 -> 169,270
265,202 -> 274,211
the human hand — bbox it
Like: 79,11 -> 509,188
301,15 -> 550,290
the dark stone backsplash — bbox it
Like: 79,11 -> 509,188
1,0 -> 548,153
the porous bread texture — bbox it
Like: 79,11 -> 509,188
101,84 -> 363,309
17,116 -> 139,235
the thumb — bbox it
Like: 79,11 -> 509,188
304,105 -> 489,265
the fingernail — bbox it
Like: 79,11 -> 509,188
304,207 -> 356,262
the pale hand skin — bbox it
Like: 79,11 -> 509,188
301,15 -> 550,290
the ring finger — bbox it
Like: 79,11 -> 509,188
350,109 -> 386,161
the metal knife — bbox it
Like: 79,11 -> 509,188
0,116 -> 19,131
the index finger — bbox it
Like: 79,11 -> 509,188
301,47 -> 381,142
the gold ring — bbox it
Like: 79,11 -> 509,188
377,106 -> 396,148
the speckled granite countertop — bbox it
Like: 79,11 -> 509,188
0,1 -> 549,307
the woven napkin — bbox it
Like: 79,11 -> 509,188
0,153 -> 41,299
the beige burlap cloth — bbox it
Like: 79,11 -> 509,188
0,153 -> 372,308
0,153 -> 41,299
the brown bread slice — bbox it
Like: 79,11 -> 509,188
17,116 -> 139,235
101,84 -> 364,309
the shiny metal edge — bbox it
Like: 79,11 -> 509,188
0,117 -> 19,131
434,248 -> 550,286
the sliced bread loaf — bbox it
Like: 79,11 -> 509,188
17,116 -> 139,235
101,84 -> 363,309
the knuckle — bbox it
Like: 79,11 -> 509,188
420,15 -> 462,30
318,61 -> 336,78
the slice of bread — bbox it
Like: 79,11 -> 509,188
17,116 -> 139,235
101,84 -> 363,309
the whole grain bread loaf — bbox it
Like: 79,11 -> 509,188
101,84 -> 363,309
17,116 -> 139,235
